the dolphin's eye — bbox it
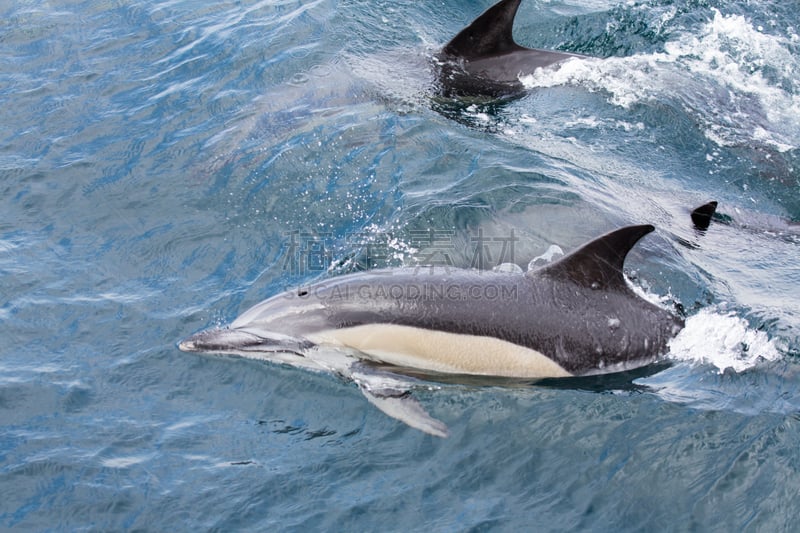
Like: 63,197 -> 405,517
297,289 -> 309,297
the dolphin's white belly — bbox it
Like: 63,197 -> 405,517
307,324 -> 572,378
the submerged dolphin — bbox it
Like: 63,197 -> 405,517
180,225 -> 684,436
436,0 -> 584,98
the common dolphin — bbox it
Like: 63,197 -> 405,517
180,225 -> 684,436
436,0 -> 584,98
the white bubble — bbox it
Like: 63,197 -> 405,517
668,308 -> 782,373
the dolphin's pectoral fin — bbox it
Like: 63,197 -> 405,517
533,224 -> 655,292
351,371 -> 449,438
359,385 -> 450,438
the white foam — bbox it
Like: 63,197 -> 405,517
493,262 -> 524,274
465,105 -> 493,124
527,244 -> 564,270
668,308 -> 782,373
520,10 -> 800,150
520,56 -> 652,109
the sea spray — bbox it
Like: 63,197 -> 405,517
668,307 -> 782,372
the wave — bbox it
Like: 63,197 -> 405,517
521,9 -> 800,152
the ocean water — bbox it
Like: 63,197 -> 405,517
1,0 -> 799,530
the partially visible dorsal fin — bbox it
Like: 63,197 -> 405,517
691,201 -> 718,230
531,225 -> 655,291
442,0 -> 525,61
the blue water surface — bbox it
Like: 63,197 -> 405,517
2,0 -> 799,530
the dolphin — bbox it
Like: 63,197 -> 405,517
180,225 -> 683,436
690,200 -> 799,244
435,0 -> 585,98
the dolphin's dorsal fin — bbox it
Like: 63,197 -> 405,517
691,201 -> 718,230
442,0 -> 525,61
532,225 -> 655,291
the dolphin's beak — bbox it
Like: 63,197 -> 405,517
178,327 -> 314,356
178,328 -> 268,353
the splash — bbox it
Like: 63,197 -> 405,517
668,308 -> 782,373
326,222 -> 421,274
